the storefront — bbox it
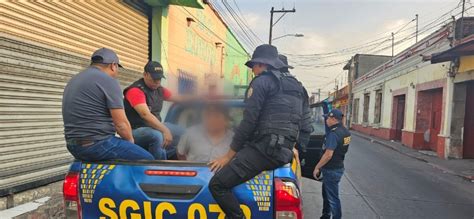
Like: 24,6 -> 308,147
332,86 -> 349,126
431,35 -> 474,158
147,0 -> 250,96
1,0 -> 251,203
1,1 -> 150,196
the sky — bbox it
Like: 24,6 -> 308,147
214,0 -> 473,99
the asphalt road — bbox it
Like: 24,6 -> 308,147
301,135 -> 474,219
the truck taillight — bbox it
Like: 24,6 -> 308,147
274,178 -> 303,219
145,170 -> 197,177
63,172 -> 82,219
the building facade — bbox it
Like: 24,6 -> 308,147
147,0 -> 250,96
343,54 -> 392,127
1,0 -> 151,199
431,34 -> 474,159
329,86 -> 349,126
350,19 -> 474,159
1,0 -> 250,207
351,24 -> 452,158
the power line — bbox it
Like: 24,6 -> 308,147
218,0 -> 258,48
220,1 -> 257,47
231,0 -> 265,44
213,2 -> 256,50
212,0 -> 265,51
285,4 -> 470,67
283,20 -> 416,58
283,3 -> 464,59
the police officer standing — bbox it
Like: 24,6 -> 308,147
278,54 -> 312,158
208,44 -> 312,219
313,109 -> 351,219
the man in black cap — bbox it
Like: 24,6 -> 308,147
208,44 -> 312,219
123,61 -> 186,160
313,109 -> 351,219
63,48 -> 154,161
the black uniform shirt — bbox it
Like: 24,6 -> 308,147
230,72 -> 278,151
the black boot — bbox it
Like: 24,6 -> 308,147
320,214 -> 331,219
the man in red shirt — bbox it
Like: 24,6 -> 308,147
124,61 -> 185,160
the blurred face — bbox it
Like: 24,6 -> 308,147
326,116 -> 339,127
203,108 -> 229,133
143,72 -> 162,90
252,63 -> 267,75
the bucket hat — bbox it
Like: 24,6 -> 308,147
245,44 -> 288,69
278,54 -> 294,72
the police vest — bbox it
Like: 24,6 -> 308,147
249,70 -> 307,141
124,79 -> 164,129
324,124 -> 351,169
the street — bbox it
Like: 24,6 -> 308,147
302,135 -> 474,219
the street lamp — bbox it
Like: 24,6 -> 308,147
272,33 -> 304,42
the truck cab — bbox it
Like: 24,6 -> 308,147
62,99 -> 328,219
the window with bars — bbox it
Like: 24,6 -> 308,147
374,90 -> 383,124
363,94 -> 370,123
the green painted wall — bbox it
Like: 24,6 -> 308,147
223,29 -> 250,95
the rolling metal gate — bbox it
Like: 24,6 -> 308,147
0,0 -> 149,195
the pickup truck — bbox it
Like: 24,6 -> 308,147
63,99 -> 328,219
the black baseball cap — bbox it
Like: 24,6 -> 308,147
91,48 -> 123,68
324,109 -> 344,120
144,61 -> 166,80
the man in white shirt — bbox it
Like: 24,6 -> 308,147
177,104 -> 233,162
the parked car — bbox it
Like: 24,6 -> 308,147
63,98 -> 329,219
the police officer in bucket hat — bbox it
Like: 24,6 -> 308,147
208,44 -> 313,219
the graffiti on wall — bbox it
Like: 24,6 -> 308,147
185,29 -> 217,66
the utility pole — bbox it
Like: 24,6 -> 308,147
269,7 -> 296,45
311,89 -> 322,103
391,32 -> 395,58
415,14 -> 419,43
460,0 -> 466,39
318,88 -> 321,102
347,56 -> 355,128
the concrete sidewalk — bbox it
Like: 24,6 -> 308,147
352,131 -> 474,182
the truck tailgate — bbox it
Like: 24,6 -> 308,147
77,161 -> 274,219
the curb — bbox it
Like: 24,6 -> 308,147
351,131 -> 474,182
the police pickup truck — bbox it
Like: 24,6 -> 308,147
62,99 -> 328,219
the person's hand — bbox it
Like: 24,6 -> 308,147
162,128 -> 173,148
313,168 -> 321,180
208,155 -> 232,172
293,147 -> 299,160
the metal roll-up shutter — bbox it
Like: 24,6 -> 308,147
0,1 -> 149,195
2,0 -> 149,71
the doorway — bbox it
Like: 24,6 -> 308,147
416,88 -> 443,151
463,82 -> 474,158
429,89 -> 443,151
393,95 -> 406,141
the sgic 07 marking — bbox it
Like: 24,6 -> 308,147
98,198 -> 252,219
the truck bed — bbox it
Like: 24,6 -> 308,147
69,160 -> 288,219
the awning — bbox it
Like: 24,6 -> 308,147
431,37 -> 474,63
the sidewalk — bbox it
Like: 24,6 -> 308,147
351,131 -> 474,182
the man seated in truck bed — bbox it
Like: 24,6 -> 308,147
177,104 -> 233,162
